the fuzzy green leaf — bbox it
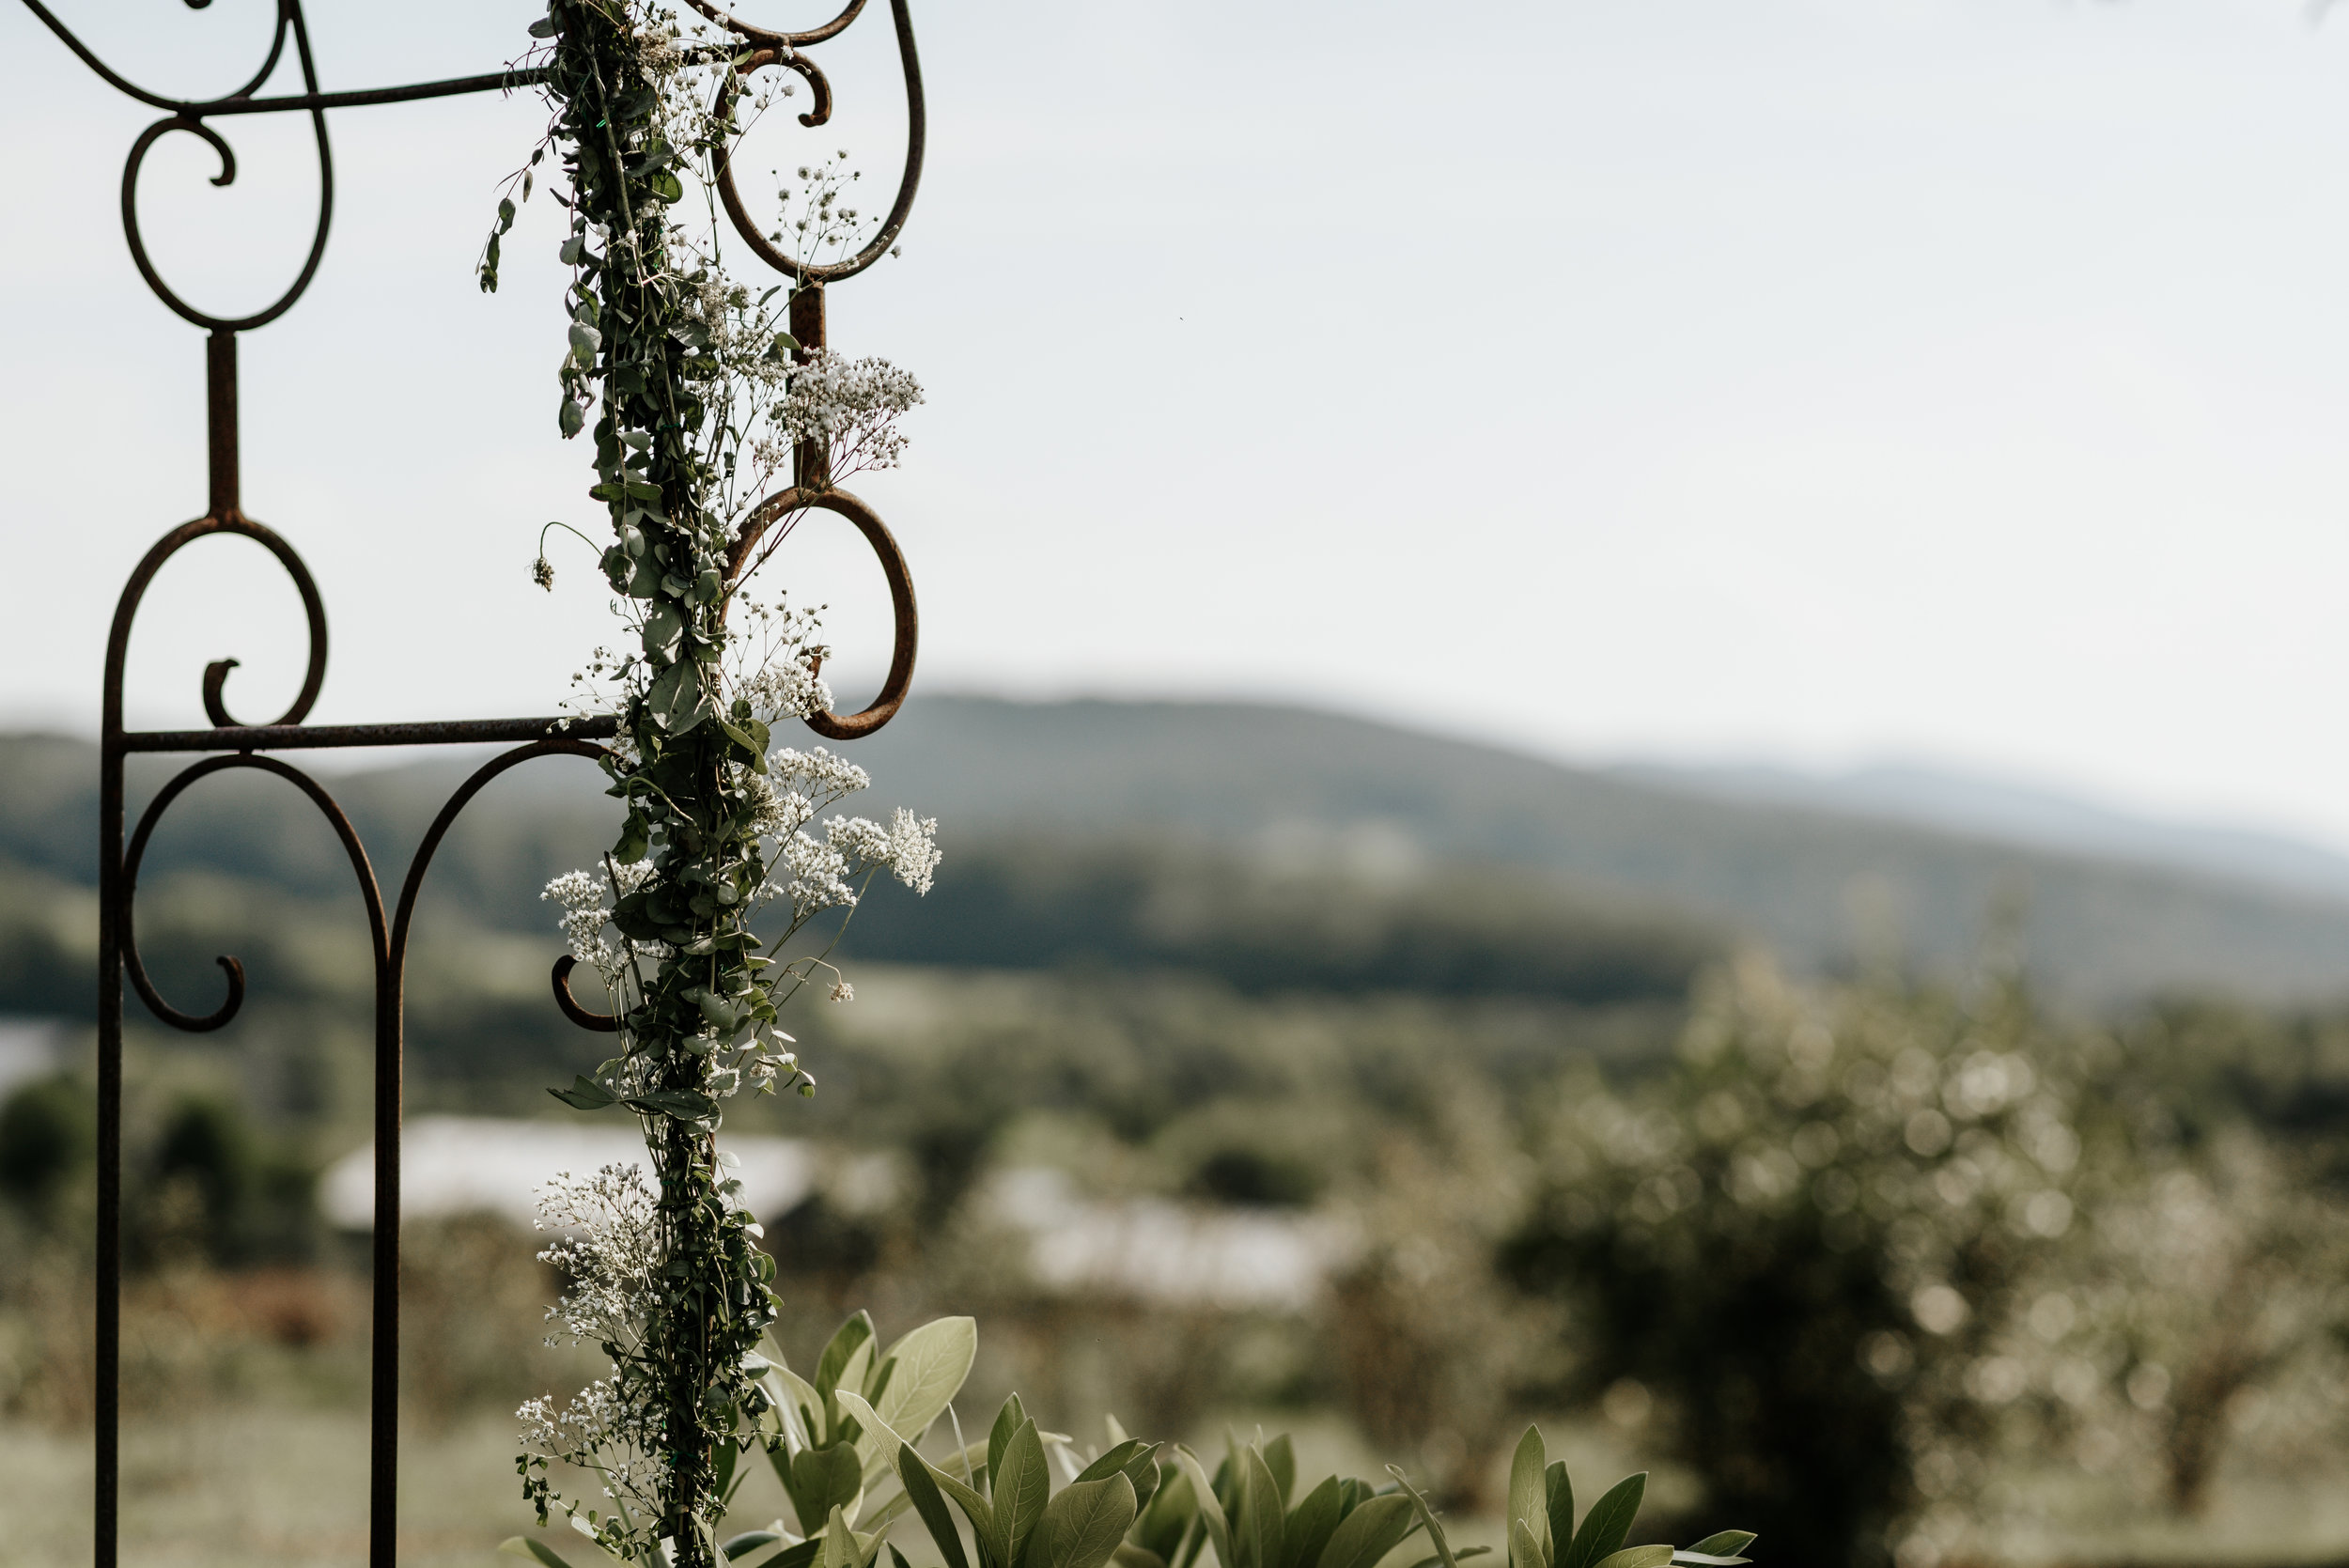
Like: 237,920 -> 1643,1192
1561,1478 -> 1646,1568
1313,1503 -> 1415,1568
1026,1474 -> 1139,1568
1507,1427 -> 1550,1568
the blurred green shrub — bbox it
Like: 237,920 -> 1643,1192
1504,955 -> 2095,1568
0,1071 -> 95,1213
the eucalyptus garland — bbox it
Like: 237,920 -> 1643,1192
483,4 -> 937,1564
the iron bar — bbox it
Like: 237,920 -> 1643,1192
122,715 -> 621,753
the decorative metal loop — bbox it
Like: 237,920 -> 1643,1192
388,739 -> 614,996
552,955 -> 622,1032
119,752 -> 388,1032
105,515 -> 331,735
22,0 -> 296,114
726,485 -> 917,738
710,0 -> 925,285
683,0 -> 871,49
116,5 -> 335,333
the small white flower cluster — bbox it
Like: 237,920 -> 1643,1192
768,153 -> 874,273
829,807 -> 943,896
534,1163 -> 661,1347
540,860 -> 659,999
518,1164 -> 669,1545
741,657 -> 832,722
774,348 -> 922,479
768,807 -> 940,924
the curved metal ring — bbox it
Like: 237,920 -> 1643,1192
711,0 -> 924,286
105,515 -> 330,735
22,0 -> 295,116
386,739 -> 614,1003
552,955 -> 621,1032
120,753 -> 388,1032
683,0 -> 870,51
117,6 -> 334,333
726,485 -> 917,739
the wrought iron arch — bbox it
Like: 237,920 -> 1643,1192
20,4 -> 928,1565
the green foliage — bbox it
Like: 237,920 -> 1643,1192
0,1072 -> 92,1210
1503,959 -> 2058,1567
839,839 -> 1717,1006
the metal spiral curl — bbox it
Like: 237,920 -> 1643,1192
705,0 -> 926,285
120,752 -> 387,1032
23,0 -> 340,332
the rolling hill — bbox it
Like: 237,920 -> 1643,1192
8,694 -> 2349,1005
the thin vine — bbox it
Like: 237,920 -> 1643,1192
483,5 -> 936,1564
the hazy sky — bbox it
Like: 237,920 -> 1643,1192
11,1 -> 2349,846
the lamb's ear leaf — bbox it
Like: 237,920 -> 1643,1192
1113,1549 -> 1170,1568
1399,1551 -> 1493,1568
1544,1464 -> 1572,1568
1592,1548 -> 1673,1568
897,1444 -> 973,1568
1122,1445 -> 1164,1517
1235,1446 -> 1286,1568
816,1312 -> 877,1400
1026,1473 -> 1139,1568
989,1395 -> 1030,1491
1263,1436 -> 1296,1509
1133,1456 -> 1198,1562
1072,1441 -> 1153,1487
1170,1447 -> 1235,1568
501,1539 -> 575,1568
1280,1476 -> 1344,1568
1313,1494 -> 1415,1568
1562,1478 -> 1646,1568
833,1389 -> 913,1488
1681,1536 -> 1756,1561
771,1363 -> 829,1450
722,1532 -> 790,1568
1383,1468 -> 1460,1568
823,1507 -> 861,1568
1506,1428 -> 1549,1568
873,1317 -> 979,1442
999,1421 -> 1052,1568
790,1445 -> 866,1536
908,1444 -> 1003,1568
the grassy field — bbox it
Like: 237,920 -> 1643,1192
12,1399 -> 2349,1568
0,1402 -> 1672,1568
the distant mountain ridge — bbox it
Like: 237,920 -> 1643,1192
1625,758 -> 2349,908
8,694 -> 2349,1005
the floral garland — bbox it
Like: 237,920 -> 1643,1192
482,3 -> 937,1562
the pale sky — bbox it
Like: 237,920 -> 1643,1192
10,1 -> 2349,847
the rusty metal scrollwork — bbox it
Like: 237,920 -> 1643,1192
21,2 -> 932,1565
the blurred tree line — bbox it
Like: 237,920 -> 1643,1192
7,795 -> 2349,1567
